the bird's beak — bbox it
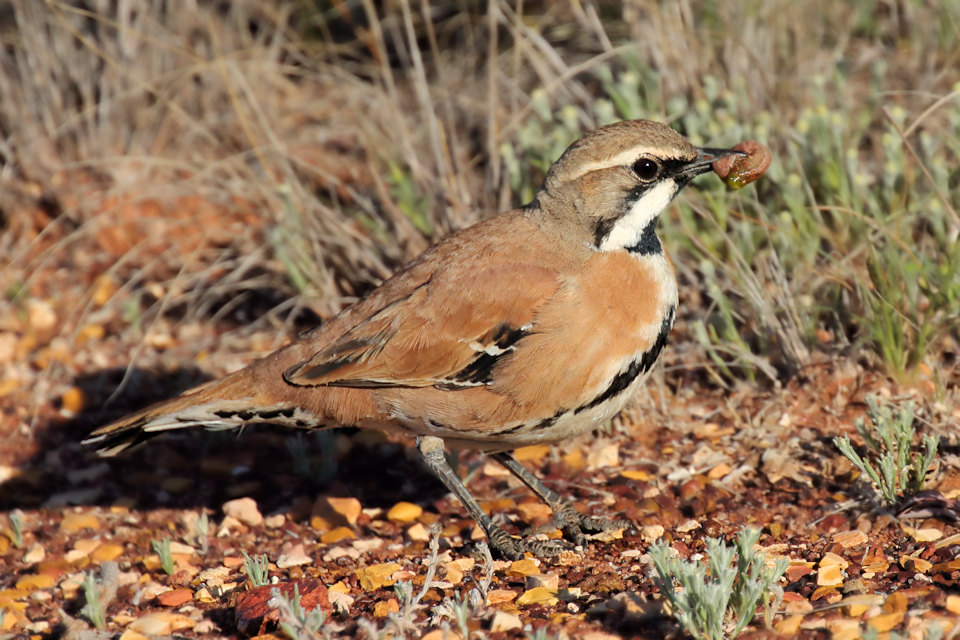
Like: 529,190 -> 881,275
683,147 -> 746,178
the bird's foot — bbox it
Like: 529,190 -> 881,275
548,504 -> 632,547
486,526 -> 575,560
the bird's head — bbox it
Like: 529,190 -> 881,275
539,119 -> 741,254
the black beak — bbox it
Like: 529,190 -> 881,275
681,147 -> 746,179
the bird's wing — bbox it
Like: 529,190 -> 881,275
283,223 -> 562,390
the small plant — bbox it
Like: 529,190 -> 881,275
242,550 -> 271,587
285,432 -> 337,486
80,571 -> 106,630
441,591 -> 471,639
8,510 -> 23,549
151,537 -> 175,575
195,511 -> 210,555
270,584 -> 328,640
833,396 -> 939,506
649,527 -> 788,640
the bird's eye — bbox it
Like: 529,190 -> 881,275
632,157 -> 661,181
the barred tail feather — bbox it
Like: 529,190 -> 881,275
83,371 -> 301,456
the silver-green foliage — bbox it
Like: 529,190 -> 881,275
80,571 -> 107,630
271,584 -> 328,640
151,537 -> 174,575
833,396 -> 939,506
241,550 -> 271,587
8,510 -> 23,549
649,527 -> 788,640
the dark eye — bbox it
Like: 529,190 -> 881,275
632,157 -> 661,181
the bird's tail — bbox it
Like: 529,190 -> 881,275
83,368 -> 303,456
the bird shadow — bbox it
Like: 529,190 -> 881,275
0,364 -> 450,516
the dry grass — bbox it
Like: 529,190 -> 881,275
0,0 -> 958,412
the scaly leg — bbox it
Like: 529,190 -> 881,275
490,451 -> 631,547
416,436 -> 570,559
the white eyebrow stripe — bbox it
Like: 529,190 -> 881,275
566,149 -> 647,181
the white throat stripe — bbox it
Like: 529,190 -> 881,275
598,180 -> 677,251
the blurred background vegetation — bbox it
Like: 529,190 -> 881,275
0,0 -> 957,410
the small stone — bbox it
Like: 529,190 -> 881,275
0,333 -> 17,365
828,622 -> 862,640
899,555 -> 932,573
15,574 -> 55,591
810,586 -> 842,603
707,463 -> 731,479
555,550 -> 582,566
92,543 -> 124,563
61,512 -> 101,533
581,633 -> 621,640
167,541 -> 196,555
353,538 -> 385,553
882,591 -> 908,615
222,497 -> 263,527
843,594 -> 883,617
867,611 -> 904,632
774,615 -> 804,635
489,610 -> 522,632
486,589 -> 518,605
310,516 -> 332,532
128,612 -> 195,634
64,549 -> 89,563
326,497 -> 363,525
386,502 -> 422,524
945,594 -> 960,615
819,552 -> 849,569
506,558 -> 541,577
23,544 -> 45,564
586,443 -> 619,469
355,563 -> 402,590
516,586 -> 559,606
60,387 -> 85,414
328,589 -> 355,614
785,564 -> 814,582
157,588 -> 193,607
525,573 -> 559,590
194,587 -> 215,604
905,526 -> 942,542
515,502 -> 552,523
373,598 -> 399,617
277,544 -> 312,568
513,445 -> 550,463
26,299 -> 57,335
587,527 -> 623,543
320,526 -> 355,544
676,519 -> 701,533
422,631 -> 461,640
482,460 -> 511,477
816,563 -> 844,587
782,593 -> 813,613
640,524 -> 664,543
619,469 -> 650,481
264,514 -> 286,528
833,530 -> 869,548
406,522 -> 431,542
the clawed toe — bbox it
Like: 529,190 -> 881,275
490,533 -> 574,560
550,504 -> 632,546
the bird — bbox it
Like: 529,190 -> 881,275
85,119 -> 742,559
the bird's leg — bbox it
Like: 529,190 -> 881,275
490,451 -> 631,547
416,436 -> 570,560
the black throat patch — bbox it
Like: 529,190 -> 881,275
626,218 -> 661,255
